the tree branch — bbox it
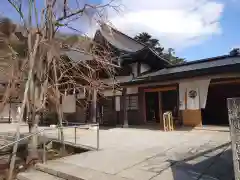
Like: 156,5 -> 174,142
63,0 -> 67,18
57,0 -> 115,22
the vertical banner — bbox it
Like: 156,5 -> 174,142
187,87 -> 200,110
198,79 -> 210,109
62,95 -> 76,113
179,82 -> 187,110
179,79 -> 210,110
115,96 -> 121,112
227,98 -> 240,180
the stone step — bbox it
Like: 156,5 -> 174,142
36,161 -> 129,180
17,169 -> 64,180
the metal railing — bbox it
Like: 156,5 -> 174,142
0,123 -> 100,164
56,123 -> 100,150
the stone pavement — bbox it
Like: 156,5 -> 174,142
46,128 -> 232,180
0,124 -> 234,180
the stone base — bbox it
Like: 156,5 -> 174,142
123,124 -> 128,128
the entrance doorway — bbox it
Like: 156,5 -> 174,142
202,82 -> 240,125
162,90 -> 178,117
144,86 -> 179,125
145,92 -> 160,123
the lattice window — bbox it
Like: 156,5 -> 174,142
126,95 -> 138,110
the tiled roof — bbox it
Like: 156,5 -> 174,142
122,55 -> 240,85
140,55 -> 240,78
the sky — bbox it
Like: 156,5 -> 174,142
1,0 -> 240,61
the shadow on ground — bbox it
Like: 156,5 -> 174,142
99,125 -> 195,132
139,142 -> 234,180
169,142 -> 234,180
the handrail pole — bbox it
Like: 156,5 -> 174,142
97,123 -> 99,150
58,127 -> 60,140
74,126 -> 77,144
43,132 -> 46,164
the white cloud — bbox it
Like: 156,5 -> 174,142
102,0 -> 224,50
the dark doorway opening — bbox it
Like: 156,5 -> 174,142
145,92 -> 160,123
162,90 -> 178,116
202,83 -> 240,126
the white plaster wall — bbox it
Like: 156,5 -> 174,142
127,87 -> 138,94
140,64 -> 150,73
130,63 -> 150,77
0,104 -> 10,119
103,90 -> 122,97
0,103 -> 21,122
131,63 -> 138,77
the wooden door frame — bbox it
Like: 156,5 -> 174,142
143,85 -> 178,126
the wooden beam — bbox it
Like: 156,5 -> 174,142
143,91 -> 146,123
158,92 -> 163,129
144,86 -> 177,92
210,79 -> 240,86
122,88 -> 128,128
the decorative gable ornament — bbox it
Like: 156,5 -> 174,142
188,90 -> 197,99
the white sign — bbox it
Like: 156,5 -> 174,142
115,96 -> 121,111
127,87 -> 138,94
62,95 -> 76,113
179,79 -> 210,110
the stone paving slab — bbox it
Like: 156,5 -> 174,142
43,128 -> 232,180
17,169 -> 64,180
36,161 -> 130,180
57,149 -> 161,175
0,124 -> 234,180
117,167 -> 157,180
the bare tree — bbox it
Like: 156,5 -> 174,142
0,0 -> 119,179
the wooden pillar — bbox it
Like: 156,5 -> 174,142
8,99 -> 11,123
91,89 -> 97,123
158,92 -> 163,128
122,88 -> 128,128
143,91 -> 146,123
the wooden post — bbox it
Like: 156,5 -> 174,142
163,113 -> 167,131
92,89 -> 97,123
143,91 -> 146,123
122,88 -> 128,128
158,92 -> 163,129
8,99 -> 11,123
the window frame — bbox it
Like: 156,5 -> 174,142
126,95 -> 138,110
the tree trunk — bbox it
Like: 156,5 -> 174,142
27,79 -> 40,163
27,114 -> 40,164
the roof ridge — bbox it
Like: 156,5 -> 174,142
99,23 -> 170,64
167,54 -> 240,68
